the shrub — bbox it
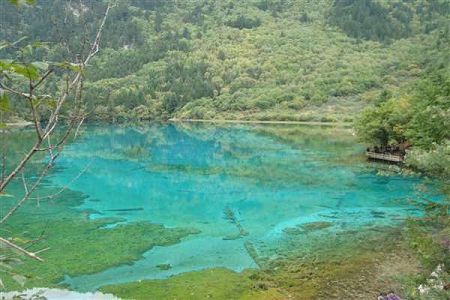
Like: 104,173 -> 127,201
226,14 -> 262,29
405,142 -> 450,178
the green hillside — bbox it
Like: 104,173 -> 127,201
0,0 -> 448,122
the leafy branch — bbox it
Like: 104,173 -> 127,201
0,1 -> 114,263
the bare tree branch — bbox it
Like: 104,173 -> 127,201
0,237 -> 44,262
21,172 -> 28,195
0,1 -> 114,267
0,1 -> 113,196
0,82 -> 32,99
28,78 -> 43,141
0,130 -> 6,185
0,150 -> 60,225
32,69 -> 53,90
0,143 -> 40,193
30,161 -> 91,202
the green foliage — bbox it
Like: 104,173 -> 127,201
355,71 -> 449,150
1,0 -> 445,122
406,142 -> 450,179
328,0 -> 449,42
354,25 -> 450,151
7,0 -> 35,7
0,39 -> 86,122
226,14 -> 262,29
354,97 -> 411,146
405,74 -> 450,148
0,90 -> 11,112
328,0 -> 413,42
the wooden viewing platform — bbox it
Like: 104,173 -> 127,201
366,151 -> 404,163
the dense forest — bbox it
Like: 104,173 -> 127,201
1,0 -> 448,123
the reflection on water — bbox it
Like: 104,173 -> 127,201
46,123 -> 437,291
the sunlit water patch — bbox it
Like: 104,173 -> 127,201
46,123 -> 439,291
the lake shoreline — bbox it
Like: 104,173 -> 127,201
170,118 -> 352,127
4,119 -> 352,128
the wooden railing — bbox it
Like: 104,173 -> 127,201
366,151 -> 404,162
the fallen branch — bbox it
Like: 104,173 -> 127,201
0,237 -> 44,262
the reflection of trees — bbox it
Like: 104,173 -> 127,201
62,124 -> 361,190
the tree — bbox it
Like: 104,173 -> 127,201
405,73 -> 450,148
0,0 -> 113,266
354,98 -> 410,146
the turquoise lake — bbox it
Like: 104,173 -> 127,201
41,123 -> 437,291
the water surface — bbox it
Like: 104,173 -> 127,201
44,123 -> 435,291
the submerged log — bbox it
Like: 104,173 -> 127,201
244,241 -> 263,268
104,207 -> 144,212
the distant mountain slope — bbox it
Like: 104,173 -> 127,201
1,0 -> 448,122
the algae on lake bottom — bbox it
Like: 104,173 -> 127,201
1,123 -> 445,299
99,227 -> 422,300
0,182 -> 199,290
100,268 -> 285,300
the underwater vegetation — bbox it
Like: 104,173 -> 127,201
122,145 -> 150,161
1,123 -> 448,299
254,227 -> 425,299
0,182 -> 199,291
100,226 -> 425,300
282,221 -> 333,235
100,268 -> 285,300
223,206 -> 249,240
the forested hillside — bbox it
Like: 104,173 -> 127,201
1,0 -> 449,122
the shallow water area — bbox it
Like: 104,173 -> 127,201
32,123 -> 440,291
